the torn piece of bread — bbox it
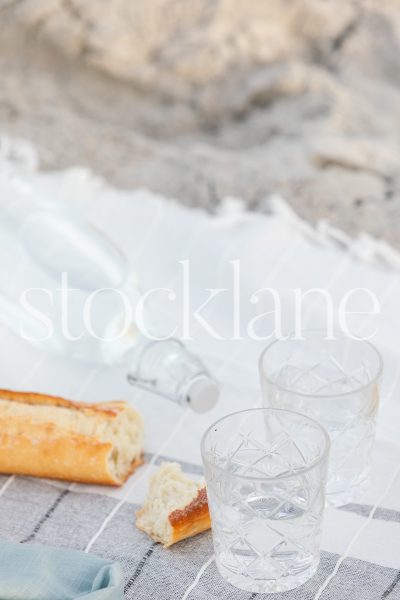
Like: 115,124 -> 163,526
0,389 -> 144,486
136,462 -> 211,547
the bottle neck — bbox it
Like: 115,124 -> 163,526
126,335 -> 219,412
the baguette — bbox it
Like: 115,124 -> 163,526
136,462 -> 211,547
0,389 -> 143,486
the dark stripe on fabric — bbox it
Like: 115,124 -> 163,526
143,455 -> 400,529
382,571 -> 400,598
339,503 -> 400,524
124,542 -> 157,593
144,452 -> 400,523
142,459 -> 400,524
20,489 -> 70,543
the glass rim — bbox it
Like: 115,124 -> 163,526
259,329 -> 383,399
200,407 -> 330,483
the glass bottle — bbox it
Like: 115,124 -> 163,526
0,197 -> 219,413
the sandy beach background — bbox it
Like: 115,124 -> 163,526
1,0 -> 399,246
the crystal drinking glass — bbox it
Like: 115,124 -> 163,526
201,408 -> 330,593
259,331 -> 383,506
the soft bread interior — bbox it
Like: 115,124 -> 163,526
0,398 -> 143,482
136,462 -> 202,545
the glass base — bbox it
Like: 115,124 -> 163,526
326,477 -> 370,507
216,557 -> 319,594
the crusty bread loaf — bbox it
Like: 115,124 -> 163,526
136,462 -> 211,547
0,389 -> 143,486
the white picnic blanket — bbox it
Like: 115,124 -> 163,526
0,136 -> 399,600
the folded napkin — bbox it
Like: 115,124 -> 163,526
0,540 -> 124,600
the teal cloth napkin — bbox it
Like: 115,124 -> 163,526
0,540 -> 124,600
